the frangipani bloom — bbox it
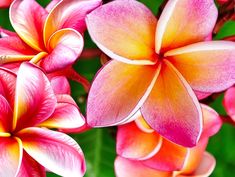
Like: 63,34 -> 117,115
115,105 -> 222,177
0,62 -> 86,176
0,0 -> 101,73
223,86 -> 235,122
86,0 -> 235,147
0,0 -> 13,8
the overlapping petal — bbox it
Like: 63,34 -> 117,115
87,60 -> 160,127
86,0 -> 157,64
117,122 -> 162,160
50,76 -> 71,94
44,0 -> 102,43
155,0 -> 218,52
41,28 -> 84,73
0,0 -> 13,8
141,61 -> 202,147
0,95 -> 12,132
17,127 -> 86,177
165,41 -> 235,93
10,0 -> 48,51
13,62 -> 57,131
223,86 -> 235,121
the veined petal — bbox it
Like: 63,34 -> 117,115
87,60 -> 160,127
13,62 -> 57,131
165,41 -> 235,93
223,87 -> 235,121
10,0 -> 48,51
17,151 -> 46,177
156,0 -> 217,53
50,76 -> 71,94
141,139 -> 188,171
17,127 -> 86,177
44,0 -> 102,43
41,28 -> 83,73
117,122 -> 162,160
0,137 -> 23,177
141,60 -> 202,147
86,0 -> 157,65
39,94 -> 85,129
115,156 -> 172,177
0,95 -> 12,133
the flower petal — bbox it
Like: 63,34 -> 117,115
117,122 -> 162,160
41,28 -> 83,73
0,95 -> 13,132
13,62 -> 57,131
17,151 -> 46,177
50,76 -> 71,94
10,0 -> 48,51
86,0 -> 157,65
223,86 -> 235,121
45,0 -> 60,12
165,41 -> 235,93
87,60 -> 160,127
115,156 -> 172,177
141,139 -> 188,171
0,0 -> 13,8
44,0 -> 102,43
39,94 -> 85,129
17,127 -> 86,177
0,137 -> 23,177
156,0 -> 217,53
0,27 -> 17,37
141,60 -> 202,147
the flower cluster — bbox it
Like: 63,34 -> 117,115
1,0 -> 235,176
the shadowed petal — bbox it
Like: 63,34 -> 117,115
117,122 -> 162,160
115,156 -> 172,177
87,60 -> 160,127
86,0 -> 157,64
166,41 -> 235,93
156,0 -> 217,52
223,86 -> 235,121
13,62 -> 57,131
10,0 -> 48,51
0,95 -> 12,132
41,29 -> 83,73
44,0 -> 102,43
17,127 -> 86,177
141,60 -> 202,147
0,137 -> 23,177
0,0 -> 13,8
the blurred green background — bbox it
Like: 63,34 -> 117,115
1,0 -> 235,176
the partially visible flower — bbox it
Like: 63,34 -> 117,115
0,0 -> 13,8
115,104 -> 222,177
0,62 -> 85,176
223,86 -> 235,122
86,0 -> 235,147
0,0 -> 102,73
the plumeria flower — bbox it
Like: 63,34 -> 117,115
223,86 -> 235,122
115,105 -> 222,177
0,0 -> 13,8
0,62 -> 86,177
86,0 -> 235,147
0,0 -> 101,73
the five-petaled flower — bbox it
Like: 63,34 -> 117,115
115,104 -> 222,177
0,62 -> 86,177
86,0 -> 235,147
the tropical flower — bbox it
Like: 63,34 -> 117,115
115,105 -> 222,177
0,0 -> 101,73
0,0 -> 13,8
223,86 -> 235,122
86,0 -> 235,147
0,62 -> 86,176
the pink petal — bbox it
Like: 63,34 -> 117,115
0,95 -> 13,132
141,61 -> 202,147
17,127 -> 86,177
13,62 -> 57,131
86,0 -> 157,65
165,41 -> 235,93
10,0 -> 48,51
135,114 -> 154,133
223,86 -> 235,121
45,0 -> 60,12
156,0 -> 218,53
117,122 -> 162,160
115,156 -> 172,177
41,29 -> 84,73
0,137 -> 23,177
0,27 -> 17,37
50,76 -> 71,94
0,0 -> 13,8
44,0 -> 102,43
194,90 -> 211,100
39,94 -> 85,129
87,60 -> 160,127
17,151 -> 46,177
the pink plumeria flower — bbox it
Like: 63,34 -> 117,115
86,0 -> 235,147
223,86 -> 235,121
0,62 -> 86,177
0,0 -> 101,73
115,105 -> 222,177
0,0 -> 13,8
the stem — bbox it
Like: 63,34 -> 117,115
221,115 -> 235,126
80,48 -> 102,59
